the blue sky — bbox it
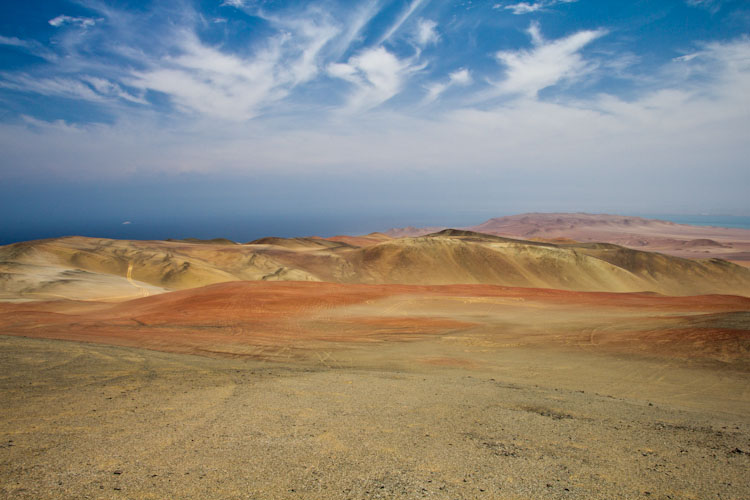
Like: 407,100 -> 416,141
1,0 -> 749,241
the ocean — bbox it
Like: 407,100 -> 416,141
1,213 -> 749,246
640,215 -> 750,230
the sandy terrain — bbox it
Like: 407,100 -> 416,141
1,281 -> 748,364
2,229 -> 749,302
386,213 -> 750,264
1,329 -> 748,499
0,282 -> 748,499
1,216 -> 749,498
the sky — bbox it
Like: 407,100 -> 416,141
1,0 -> 749,242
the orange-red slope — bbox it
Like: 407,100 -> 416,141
1,281 -> 748,362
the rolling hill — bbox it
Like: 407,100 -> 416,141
2,227 -> 749,301
386,213 -> 750,264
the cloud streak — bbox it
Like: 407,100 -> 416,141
377,0 -> 428,45
0,0 -> 748,216
686,0 -> 724,13
493,22 -> 606,97
499,0 -> 579,16
329,46 -> 422,113
49,15 -> 99,28
423,68 -> 471,103
3,37 -> 748,183
415,19 -> 439,47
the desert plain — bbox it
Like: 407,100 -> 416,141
1,214 -> 749,499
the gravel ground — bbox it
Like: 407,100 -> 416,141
1,335 -> 748,499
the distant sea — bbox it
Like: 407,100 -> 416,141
639,214 -> 750,230
2,213 -> 750,246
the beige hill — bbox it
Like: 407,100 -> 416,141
340,230 -> 750,295
2,228 -> 750,300
0,236 -> 321,301
386,213 -> 750,264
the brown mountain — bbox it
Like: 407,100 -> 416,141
2,228 -> 750,301
386,213 -> 750,264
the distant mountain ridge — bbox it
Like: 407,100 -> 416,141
385,213 -> 750,264
3,226 -> 750,301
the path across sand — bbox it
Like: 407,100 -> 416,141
125,262 -> 150,297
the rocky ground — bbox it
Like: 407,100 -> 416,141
1,335 -> 748,500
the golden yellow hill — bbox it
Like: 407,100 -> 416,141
2,229 -> 749,301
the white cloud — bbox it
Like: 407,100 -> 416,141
3,35 -> 748,213
0,73 -> 145,106
500,0 -> 579,16
6,44 -> 747,185
2,4 -> 749,215
415,19 -> 439,47
129,35 -> 281,121
450,68 -> 472,86
493,23 -> 605,97
377,0 -> 427,45
82,77 -> 146,104
0,35 -> 57,62
268,15 -> 339,86
327,1 -> 383,59
128,8 -> 339,122
423,83 -> 447,104
423,68 -> 472,103
122,6 -> 343,121
327,62 -> 359,83
0,35 -> 30,48
674,52 -> 703,63
220,0 -> 246,7
686,0 -> 723,13
328,46 -> 420,113
49,15 -> 99,28
503,3 -> 543,15
0,75 -> 98,101
13,36 -> 749,182
527,21 -> 544,46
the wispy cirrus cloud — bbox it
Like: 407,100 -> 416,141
497,0 -> 579,16
1,0 -> 748,220
2,1 -> 606,122
2,33 -> 749,218
686,0 -> 724,13
49,15 -> 100,28
0,35 -> 31,48
328,46 -> 423,113
0,36 -> 57,64
377,0 -> 428,45
42,3 -> 344,121
128,33 -> 282,121
327,1 -> 383,59
5,37 -> 748,183
0,73 -> 143,104
423,68 -> 471,104
492,22 -> 605,97
254,9 -> 340,86
220,0 -> 246,7
415,19 -> 439,47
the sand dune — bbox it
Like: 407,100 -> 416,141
325,232 -> 392,247
2,219 -> 750,499
0,236 -> 321,300
386,213 -> 750,263
345,230 -> 750,295
2,227 -> 750,301
2,281 -> 748,364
